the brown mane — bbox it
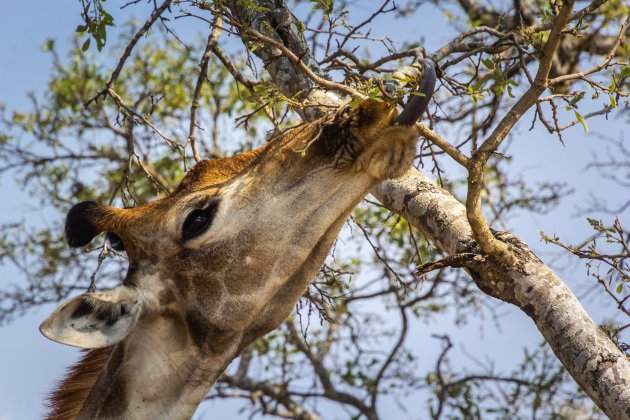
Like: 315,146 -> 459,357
45,347 -> 112,420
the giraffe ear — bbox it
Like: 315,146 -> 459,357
40,286 -> 141,349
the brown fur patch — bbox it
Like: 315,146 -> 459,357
45,347 -> 112,420
174,149 -> 264,195
158,288 -> 176,305
185,310 -> 237,355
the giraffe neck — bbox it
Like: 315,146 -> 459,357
50,314 -> 241,420
46,348 -> 112,420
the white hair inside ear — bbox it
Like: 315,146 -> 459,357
40,286 -> 141,349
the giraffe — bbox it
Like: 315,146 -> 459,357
39,62 -> 436,419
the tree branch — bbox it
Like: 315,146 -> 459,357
222,13 -> 630,414
86,0 -> 173,106
373,170 -> 630,418
465,0 -> 575,263
417,124 -> 469,167
187,16 -> 223,162
549,15 -> 629,85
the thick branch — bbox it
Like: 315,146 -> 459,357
210,43 -> 256,87
217,1 -> 630,417
373,170 -> 630,418
227,1 -> 345,120
466,0 -> 575,263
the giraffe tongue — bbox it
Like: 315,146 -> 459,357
394,59 -> 437,127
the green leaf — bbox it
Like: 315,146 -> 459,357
568,92 -> 584,107
81,38 -> 91,52
366,88 -> 383,101
587,218 -> 604,231
467,85 -> 484,104
310,0 -> 333,14
348,97 -> 363,108
481,58 -> 494,69
574,111 -> 588,133
616,283 -> 623,294
609,76 -> 617,93
41,39 -> 55,52
507,84 -> 515,98
608,94 -> 617,108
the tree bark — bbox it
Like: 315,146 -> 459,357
375,171 -> 630,419
228,2 -> 630,417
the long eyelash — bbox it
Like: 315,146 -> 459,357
83,297 -> 133,324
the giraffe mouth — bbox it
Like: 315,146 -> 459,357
313,60 -> 436,173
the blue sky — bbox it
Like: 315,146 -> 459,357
0,1 -> 628,419
0,4 -> 81,420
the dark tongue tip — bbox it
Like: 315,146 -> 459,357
394,59 -> 437,126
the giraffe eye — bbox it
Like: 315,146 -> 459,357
182,202 -> 218,241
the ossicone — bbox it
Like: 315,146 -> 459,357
65,201 -> 104,247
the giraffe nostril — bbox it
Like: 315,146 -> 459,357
65,201 -> 102,247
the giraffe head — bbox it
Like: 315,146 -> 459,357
41,98 -> 420,346
39,62 -> 436,419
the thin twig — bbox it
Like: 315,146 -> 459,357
549,16 -> 629,85
416,253 -> 484,276
85,0 -> 173,107
187,16 -> 223,163
417,124 -> 469,167
228,18 -> 363,99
